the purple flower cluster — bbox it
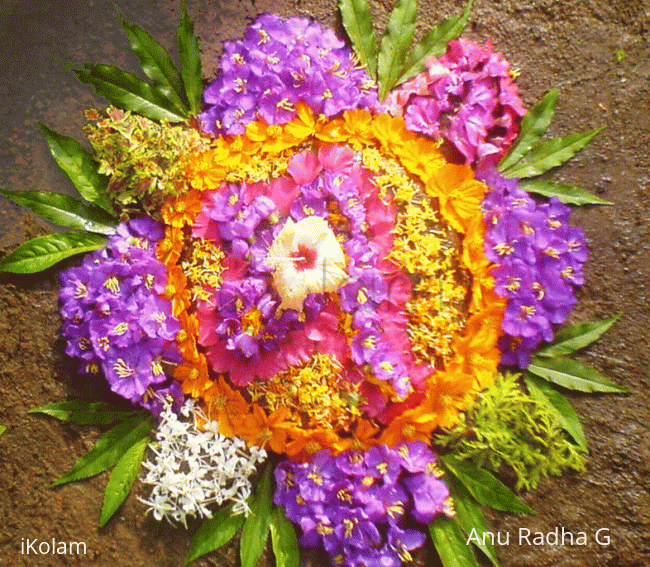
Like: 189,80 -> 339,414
274,443 -> 452,567
199,14 -> 379,136
479,169 -> 588,367
59,218 -> 183,410
386,38 -> 525,168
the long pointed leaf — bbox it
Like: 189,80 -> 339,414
0,425 -> 5,438
446,476 -> 501,566
339,0 -> 378,79
498,90 -> 558,172
524,373 -> 588,450
430,515 -> 481,567
377,0 -> 418,100
270,506 -> 300,567
74,63 -> 187,122
527,356 -> 630,393
177,5 -> 203,115
186,504 -> 245,564
503,127 -> 603,179
517,179 -> 613,205
29,401 -> 141,426
38,123 -> 113,213
441,456 -> 534,514
99,436 -> 149,527
51,413 -> 156,487
0,231 -> 106,273
240,464 -> 273,567
0,189 -> 117,235
535,314 -> 621,358
399,0 -> 472,84
120,14 -> 189,114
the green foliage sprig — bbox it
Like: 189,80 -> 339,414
83,106 -> 211,212
339,0 -> 472,100
74,6 -> 203,122
31,401 -> 155,526
436,373 -> 587,491
498,90 -> 611,205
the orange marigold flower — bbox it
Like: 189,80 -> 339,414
238,405 -> 292,454
163,264 -> 191,316
246,119 -> 300,152
377,404 -> 439,448
333,418 -> 381,453
396,137 -> 445,183
426,163 -> 487,234
315,116 -> 348,143
161,190 -> 203,228
450,302 -> 506,390
175,311 -> 200,362
284,427 -> 341,461
284,102 -> 317,140
156,226 -> 184,265
174,353 -> 212,398
203,376 -> 251,438
340,109 -> 374,148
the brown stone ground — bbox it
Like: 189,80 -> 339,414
1,0 -> 649,566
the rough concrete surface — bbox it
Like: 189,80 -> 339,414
0,0 -> 649,566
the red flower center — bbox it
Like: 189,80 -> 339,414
291,244 -> 317,271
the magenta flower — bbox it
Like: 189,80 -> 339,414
385,38 -> 525,168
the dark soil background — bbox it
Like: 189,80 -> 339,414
1,0 -> 649,566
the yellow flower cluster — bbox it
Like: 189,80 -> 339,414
247,353 -> 361,430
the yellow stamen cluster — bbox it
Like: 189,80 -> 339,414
247,354 -> 361,429
364,149 -> 470,367
181,238 -> 226,303
241,308 -> 264,336
224,152 -> 288,184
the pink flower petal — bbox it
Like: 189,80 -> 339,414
317,144 -> 355,173
287,151 -> 323,185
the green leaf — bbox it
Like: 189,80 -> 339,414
399,0 -> 472,84
498,89 -> 558,172
339,0 -> 378,79
516,179 -> 614,205
523,372 -> 588,449
0,189 -> 117,235
270,506 -> 300,567
28,401 -> 141,426
527,356 -> 630,393
441,456 -> 534,514
0,425 -> 6,438
51,413 -> 156,487
502,127 -> 603,179
73,63 -> 187,122
535,314 -> 621,358
447,476 -> 501,566
185,504 -> 245,564
177,5 -> 203,115
430,515 -> 480,567
99,436 -> 148,527
240,464 -> 273,567
377,0 -> 418,100
120,13 -> 189,114
0,231 -> 106,273
38,123 -> 113,213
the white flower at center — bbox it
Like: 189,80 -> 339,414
266,216 -> 347,311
